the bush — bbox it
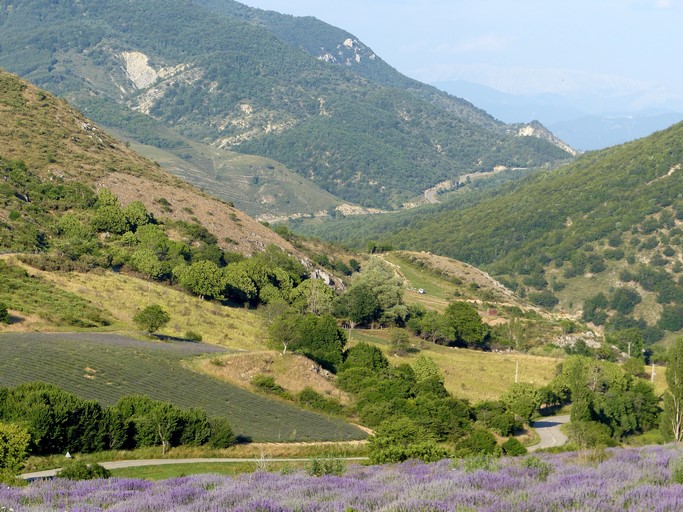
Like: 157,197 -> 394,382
251,375 -> 289,398
502,438 -> 527,456
368,416 -> 447,464
207,417 -> 236,449
133,304 -> 170,333
461,453 -> 500,473
57,461 -> 111,480
520,456 -> 551,481
610,287 -> 642,315
501,383 -> 541,423
475,401 -> 520,436
670,457 -> 683,484
454,428 -> 499,457
308,458 -> 346,477
0,302 -> 9,324
566,421 -> 617,449
297,388 -> 344,415
528,291 -> 559,309
184,330 -> 203,342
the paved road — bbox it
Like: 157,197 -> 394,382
21,457 -> 369,480
528,414 -> 570,452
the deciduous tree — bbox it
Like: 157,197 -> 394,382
133,304 -> 170,334
0,422 -> 30,478
663,338 -> 683,442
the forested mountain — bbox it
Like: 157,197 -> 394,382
299,122 -> 683,343
0,0 -> 572,212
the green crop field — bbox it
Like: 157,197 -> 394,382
0,332 -> 365,442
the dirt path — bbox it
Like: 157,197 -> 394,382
528,414 -> 570,452
21,456 -> 369,480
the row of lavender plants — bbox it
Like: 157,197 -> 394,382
4,444 -> 683,511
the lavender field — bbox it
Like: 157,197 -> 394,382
5,444 -> 683,511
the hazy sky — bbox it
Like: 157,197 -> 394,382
239,0 -> 682,111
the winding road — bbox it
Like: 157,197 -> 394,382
528,414 -> 570,452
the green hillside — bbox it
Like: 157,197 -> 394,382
0,70 -> 373,445
0,0 -> 571,211
299,123 -> 683,346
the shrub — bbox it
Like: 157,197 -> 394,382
184,330 -> 203,342
610,287 -> 642,315
133,304 -> 170,334
502,438 -> 527,456
461,453 -> 500,473
670,457 -> 683,484
208,417 -> 236,449
297,388 -> 344,415
368,416 -> 446,464
454,428 -> 499,457
520,456 -> 551,481
251,375 -> 289,398
566,421 -> 617,449
501,382 -> 541,423
0,302 -> 9,324
474,401 -> 520,436
308,458 -> 346,477
528,290 -> 559,309
406,442 -> 450,463
57,461 -> 111,480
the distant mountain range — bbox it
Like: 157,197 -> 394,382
0,0 -> 572,215
434,80 -> 683,151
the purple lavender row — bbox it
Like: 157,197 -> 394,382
3,444 -> 683,511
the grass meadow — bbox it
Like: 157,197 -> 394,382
349,329 -> 560,403
22,263 -> 267,350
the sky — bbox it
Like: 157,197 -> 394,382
238,0 -> 683,112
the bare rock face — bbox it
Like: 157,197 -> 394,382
555,331 -> 602,350
121,51 -> 159,89
119,51 -> 203,115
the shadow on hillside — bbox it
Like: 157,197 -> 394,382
8,314 -> 24,325
152,333 -> 200,343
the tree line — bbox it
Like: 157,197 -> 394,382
0,382 -> 236,481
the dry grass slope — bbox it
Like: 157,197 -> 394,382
350,329 -> 559,402
0,69 -> 300,257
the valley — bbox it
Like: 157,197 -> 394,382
0,0 -> 682,508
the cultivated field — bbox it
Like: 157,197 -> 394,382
0,332 -> 365,442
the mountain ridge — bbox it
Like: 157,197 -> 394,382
296,120 -> 683,341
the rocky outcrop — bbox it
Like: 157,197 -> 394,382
515,120 -> 579,156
